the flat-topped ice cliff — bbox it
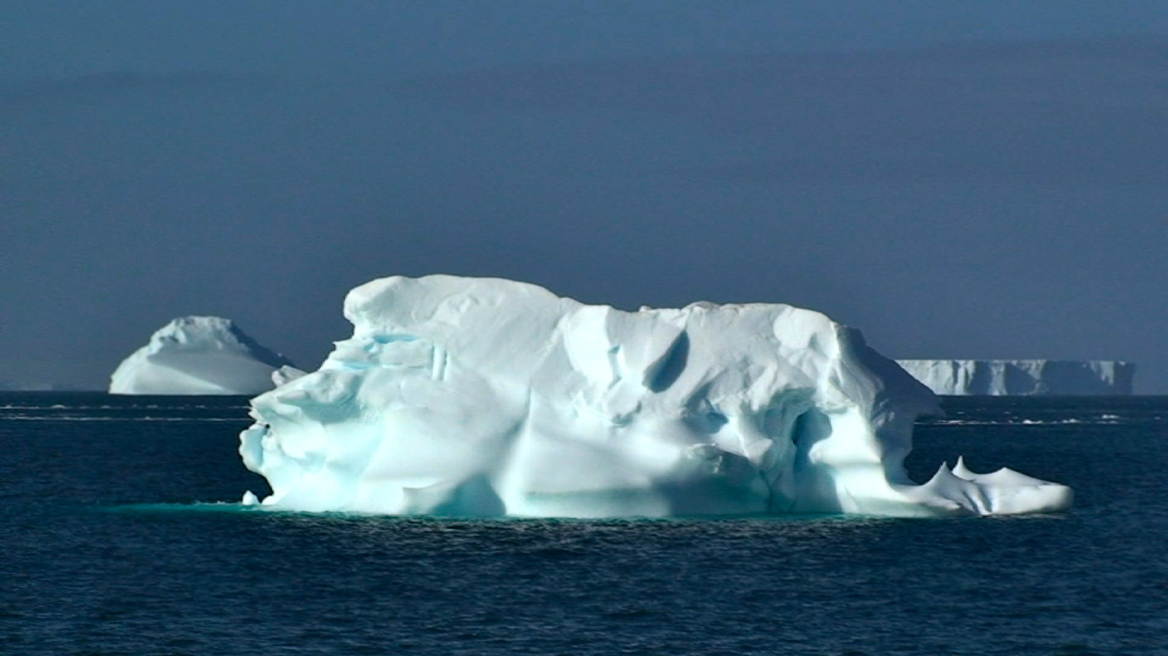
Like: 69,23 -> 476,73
270,365 -> 307,388
896,360 -> 1135,396
239,275 -> 1072,517
110,316 -> 296,395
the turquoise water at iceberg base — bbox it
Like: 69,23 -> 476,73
2,393 -> 1167,656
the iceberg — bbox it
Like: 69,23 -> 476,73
240,276 -> 1072,517
896,360 -> 1135,396
110,316 -> 296,395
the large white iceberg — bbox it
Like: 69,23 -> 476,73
896,360 -> 1135,396
240,276 -> 1072,517
110,316 -> 296,395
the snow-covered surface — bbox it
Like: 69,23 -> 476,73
897,360 -> 1135,396
110,317 -> 296,395
240,276 -> 1072,517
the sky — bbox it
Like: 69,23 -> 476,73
2,1 -> 1166,393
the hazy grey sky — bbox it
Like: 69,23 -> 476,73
2,1 -> 1166,392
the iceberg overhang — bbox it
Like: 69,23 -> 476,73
240,276 -> 1072,517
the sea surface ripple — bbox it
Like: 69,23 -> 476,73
2,393 -> 1166,655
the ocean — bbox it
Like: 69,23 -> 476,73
2,392 -> 1166,655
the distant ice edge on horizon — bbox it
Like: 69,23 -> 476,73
896,359 -> 1135,396
239,275 -> 1073,518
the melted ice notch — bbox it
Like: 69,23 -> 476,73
239,275 -> 1072,517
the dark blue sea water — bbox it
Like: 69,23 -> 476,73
2,393 -> 1166,655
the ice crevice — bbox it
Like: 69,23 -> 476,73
240,275 -> 1073,518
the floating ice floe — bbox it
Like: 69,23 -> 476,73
240,276 -> 1072,517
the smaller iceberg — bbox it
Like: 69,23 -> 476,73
110,316 -> 296,395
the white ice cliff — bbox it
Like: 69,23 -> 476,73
240,276 -> 1073,517
896,360 -> 1135,396
110,316 -> 296,395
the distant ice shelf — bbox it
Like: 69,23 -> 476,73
896,360 -> 1135,396
110,316 -> 296,395
239,275 -> 1073,518
0,382 -> 80,391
